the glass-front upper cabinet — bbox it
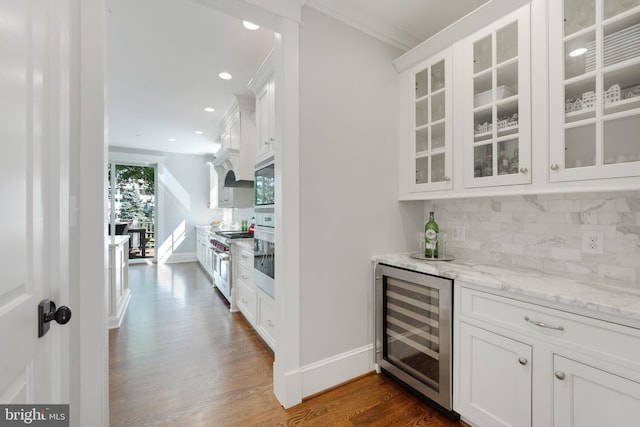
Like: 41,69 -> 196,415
408,48 -> 453,193
549,0 -> 640,182
464,5 -> 531,189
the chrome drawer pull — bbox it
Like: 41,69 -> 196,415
524,316 -> 564,331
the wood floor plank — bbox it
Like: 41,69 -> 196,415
110,262 -> 466,426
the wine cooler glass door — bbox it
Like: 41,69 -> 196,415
375,264 -> 453,411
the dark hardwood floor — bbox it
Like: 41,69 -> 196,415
109,262 -> 466,426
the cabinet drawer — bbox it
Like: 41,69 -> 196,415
238,248 -> 253,269
237,280 -> 256,325
257,292 -> 275,349
236,262 -> 254,285
459,287 -> 640,369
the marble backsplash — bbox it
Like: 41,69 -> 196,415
424,191 -> 640,286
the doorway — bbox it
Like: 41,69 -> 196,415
108,162 -> 157,263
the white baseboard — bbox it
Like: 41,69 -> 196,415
300,344 -> 375,398
108,289 -> 131,329
162,252 -> 197,264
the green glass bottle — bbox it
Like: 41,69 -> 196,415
424,211 -> 439,258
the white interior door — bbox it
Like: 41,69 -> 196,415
0,0 -> 70,405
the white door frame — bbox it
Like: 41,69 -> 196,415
75,1 -> 303,424
72,0 -> 109,425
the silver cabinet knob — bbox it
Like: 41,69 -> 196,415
444,176 -> 451,182
550,163 -> 560,170
555,371 -> 566,380
518,357 -> 528,366
264,140 -> 270,145
519,167 -> 528,173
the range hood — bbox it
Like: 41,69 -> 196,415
214,149 -> 253,188
214,94 -> 256,189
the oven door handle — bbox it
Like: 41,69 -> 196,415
211,246 -> 228,256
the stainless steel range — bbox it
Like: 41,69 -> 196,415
209,231 -> 253,307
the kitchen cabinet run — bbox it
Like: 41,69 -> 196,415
454,285 -> 640,427
395,0 -> 640,200
231,242 -> 275,351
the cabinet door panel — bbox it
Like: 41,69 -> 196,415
464,5 -> 531,188
553,355 -> 640,426
549,0 -> 640,182
408,49 -> 453,193
459,322 -> 532,427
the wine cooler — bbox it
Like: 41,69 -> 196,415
374,263 -> 455,415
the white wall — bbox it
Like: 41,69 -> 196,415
298,8 -> 423,367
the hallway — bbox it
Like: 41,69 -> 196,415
109,262 -> 464,426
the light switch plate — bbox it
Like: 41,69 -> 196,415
452,226 -> 465,241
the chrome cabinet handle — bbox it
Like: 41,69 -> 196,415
519,167 -> 528,173
444,176 -> 451,182
241,275 -> 248,280
550,163 -> 560,170
518,357 -> 528,366
555,371 -> 566,380
242,254 -> 249,259
270,138 -> 275,142
267,319 -> 275,327
524,316 -> 564,331
264,140 -> 270,145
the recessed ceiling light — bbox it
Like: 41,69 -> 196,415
168,138 -> 176,142
204,107 -> 215,112
569,47 -> 588,57
194,130 -> 203,135
218,72 -> 232,80
242,20 -> 260,31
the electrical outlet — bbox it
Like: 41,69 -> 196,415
452,226 -> 465,241
582,230 -> 604,254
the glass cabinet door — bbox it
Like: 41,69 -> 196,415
549,0 -> 640,182
464,5 -> 531,188
410,49 -> 453,192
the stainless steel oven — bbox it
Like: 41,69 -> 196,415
254,224 -> 274,298
374,263 -> 456,417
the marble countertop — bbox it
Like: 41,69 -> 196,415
108,235 -> 130,247
374,253 -> 640,329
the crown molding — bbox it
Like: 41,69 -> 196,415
304,0 -> 418,51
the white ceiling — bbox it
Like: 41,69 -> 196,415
107,0 -> 490,156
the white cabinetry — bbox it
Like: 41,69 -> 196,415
399,48 -> 453,195
256,287 -> 275,350
553,354 -> 640,427
233,244 -> 256,325
463,5 -> 531,188
249,50 -> 275,163
454,285 -> 640,427
549,0 -> 640,182
395,0 -> 640,200
108,236 -> 131,329
196,227 -> 215,280
231,242 -> 274,351
458,322 -> 532,427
